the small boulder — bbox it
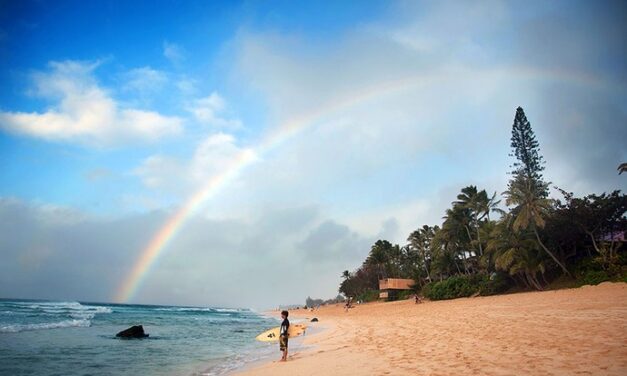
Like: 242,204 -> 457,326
311,317 -> 319,322
116,325 -> 149,338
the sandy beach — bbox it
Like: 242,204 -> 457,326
238,282 -> 627,376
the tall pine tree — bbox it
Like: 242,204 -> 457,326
508,107 -> 548,197
505,107 -> 570,276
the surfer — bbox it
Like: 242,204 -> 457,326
279,310 -> 290,361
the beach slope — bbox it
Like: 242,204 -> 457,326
238,282 -> 627,375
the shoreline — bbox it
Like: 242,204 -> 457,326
235,282 -> 627,375
218,312 -> 325,376
228,319 -> 328,376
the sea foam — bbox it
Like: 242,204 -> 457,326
0,318 -> 91,333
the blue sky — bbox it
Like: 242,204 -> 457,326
0,0 -> 625,308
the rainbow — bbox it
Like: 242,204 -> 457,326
113,67 -> 610,303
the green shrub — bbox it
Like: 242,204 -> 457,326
574,257 -> 605,275
423,275 -> 480,300
357,289 -> 380,302
422,274 -> 513,300
397,290 -> 414,300
578,270 -> 610,286
479,272 -> 512,296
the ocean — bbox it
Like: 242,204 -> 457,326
0,299 -> 283,375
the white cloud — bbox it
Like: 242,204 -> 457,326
190,133 -> 249,180
134,132 -> 256,195
187,92 -> 243,129
122,66 -> 168,93
176,77 -> 197,95
163,41 -> 185,64
0,60 -> 182,146
133,155 -> 185,191
230,33 -> 519,222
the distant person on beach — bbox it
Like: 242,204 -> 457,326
279,310 -> 290,361
344,297 -> 353,312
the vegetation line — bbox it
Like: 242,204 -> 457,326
337,107 -> 626,303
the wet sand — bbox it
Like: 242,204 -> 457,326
237,282 -> 627,375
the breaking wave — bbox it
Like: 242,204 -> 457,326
0,318 -> 91,333
154,307 -> 249,313
0,301 -> 112,333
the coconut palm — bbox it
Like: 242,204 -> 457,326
341,270 -> 351,280
486,217 -> 547,290
504,175 -> 571,276
441,205 -> 476,273
454,186 -> 503,256
407,225 -> 438,282
365,240 -> 393,279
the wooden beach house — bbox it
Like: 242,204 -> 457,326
378,278 -> 415,301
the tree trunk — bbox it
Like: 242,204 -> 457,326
474,213 -> 483,256
586,230 -> 605,262
476,225 -> 483,257
460,250 -> 470,274
454,260 -> 462,275
524,272 -> 534,289
421,250 -> 432,282
517,274 -> 531,289
464,225 -> 481,257
531,273 -> 544,290
534,228 -> 572,277
525,272 -> 543,290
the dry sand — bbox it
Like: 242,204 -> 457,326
237,282 -> 627,376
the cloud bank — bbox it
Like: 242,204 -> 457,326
0,198 -> 378,308
0,61 -> 182,146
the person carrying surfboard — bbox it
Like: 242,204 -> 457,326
279,310 -> 290,361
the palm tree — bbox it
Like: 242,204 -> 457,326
441,206 -> 475,273
430,241 -> 461,279
365,240 -> 392,280
341,270 -> 351,280
486,217 -> 546,290
485,191 -> 505,221
407,225 -> 437,282
504,175 -> 571,276
455,186 -> 504,257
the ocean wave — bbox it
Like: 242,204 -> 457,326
174,307 -> 215,312
0,310 -> 23,316
1,301 -> 112,325
154,307 -> 247,313
69,313 -> 95,320
18,302 -> 112,315
83,306 -> 112,314
25,301 -> 83,310
0,319 -> 91,333
214,308 -> 249,313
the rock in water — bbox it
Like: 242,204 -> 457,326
116,325 -> 149,338
311,317 -> 319,322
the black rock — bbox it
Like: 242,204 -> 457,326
116,325 -> 149,338
311,318 -> 319,322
